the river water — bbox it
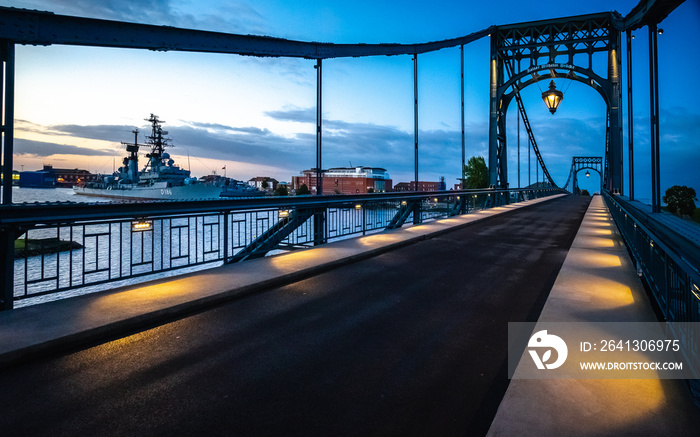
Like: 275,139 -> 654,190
10,187 -> 225,307
8,187 -> 398,308
10,186 -> 114,204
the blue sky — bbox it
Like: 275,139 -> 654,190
6,0 -> 700,200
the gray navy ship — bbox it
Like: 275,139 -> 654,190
73,114 -> 261,200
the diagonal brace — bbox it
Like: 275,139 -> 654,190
386,201 -> 419,230
228,208 -> 318,263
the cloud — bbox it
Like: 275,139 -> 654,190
17,0 -> 268,34
14,106 -> 698,191
14,138 -> 114,157
627,108 -> 700,198
165,123 -> 307,166
265,107 -> 316,124
13,109 -> 464,181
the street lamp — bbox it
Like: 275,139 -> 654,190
541,80 -> 564,114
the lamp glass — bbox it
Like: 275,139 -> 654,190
541,80 -> 564,114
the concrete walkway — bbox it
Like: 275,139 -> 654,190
0,194 -> 565,368
486,195 -> 700,436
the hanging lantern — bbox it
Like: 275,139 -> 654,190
585,170 -> 590,178
541,80 -> 564,114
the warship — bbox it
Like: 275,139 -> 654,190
73,114 -> 261,200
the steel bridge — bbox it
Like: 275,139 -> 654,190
0,0 -> 699,431
0,0 -> 693,311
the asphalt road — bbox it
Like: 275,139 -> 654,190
0,195 -> 590,437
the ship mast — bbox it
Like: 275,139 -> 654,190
120,128 -> 144,183
145,114 -> 171,160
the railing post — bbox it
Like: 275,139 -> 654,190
313,209 -> 325,246
412,200 -> 422,225
361,203 -> 366,236
0,227 -> 15,310
223,211 -> 229,263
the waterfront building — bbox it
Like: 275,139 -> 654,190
19,165 -> 99,188
393,177 -> 447,192
248,177 -> 279,191
291,167 -> 392,195
0,167 -> 20,186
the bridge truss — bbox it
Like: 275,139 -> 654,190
489,13 -> 623,191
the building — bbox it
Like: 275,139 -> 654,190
19,167 -> 56,188
291,167 -> 392,195
248,177 -> 279,191
393,177 -> 447,192
19,165 -> 99,188
0,167 -> 20,186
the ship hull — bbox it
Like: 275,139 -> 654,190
73,183 -> 224,200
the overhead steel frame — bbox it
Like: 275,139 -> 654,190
623,0 -> 684,212
489,13 -> 624,192
563,156 -> 603,194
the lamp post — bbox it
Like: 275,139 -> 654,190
541,80 -> 564,114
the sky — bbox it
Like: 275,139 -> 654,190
5,0 -> 700,201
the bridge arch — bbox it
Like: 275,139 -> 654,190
563,157 -> 603,194
488,13 -> 623,193
572,167 -> 603,194
499,64 -> 611,113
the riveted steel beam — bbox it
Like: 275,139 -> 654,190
0,6 -> 492,59
623,0 -> 684,31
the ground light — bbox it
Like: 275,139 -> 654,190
131,220 -> 153,231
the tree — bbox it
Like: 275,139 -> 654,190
663,185 -> 697,217
273,185 -> 288,196
464,156 -> 489,189
296,183 -> 310,195
580,189 -> 590,196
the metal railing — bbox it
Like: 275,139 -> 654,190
603,192 -> 700,323
603,191 -> 700,404
1,187 -> 562,308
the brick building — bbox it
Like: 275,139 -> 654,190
393,178 -> 447,192
291,167 -> 392,195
